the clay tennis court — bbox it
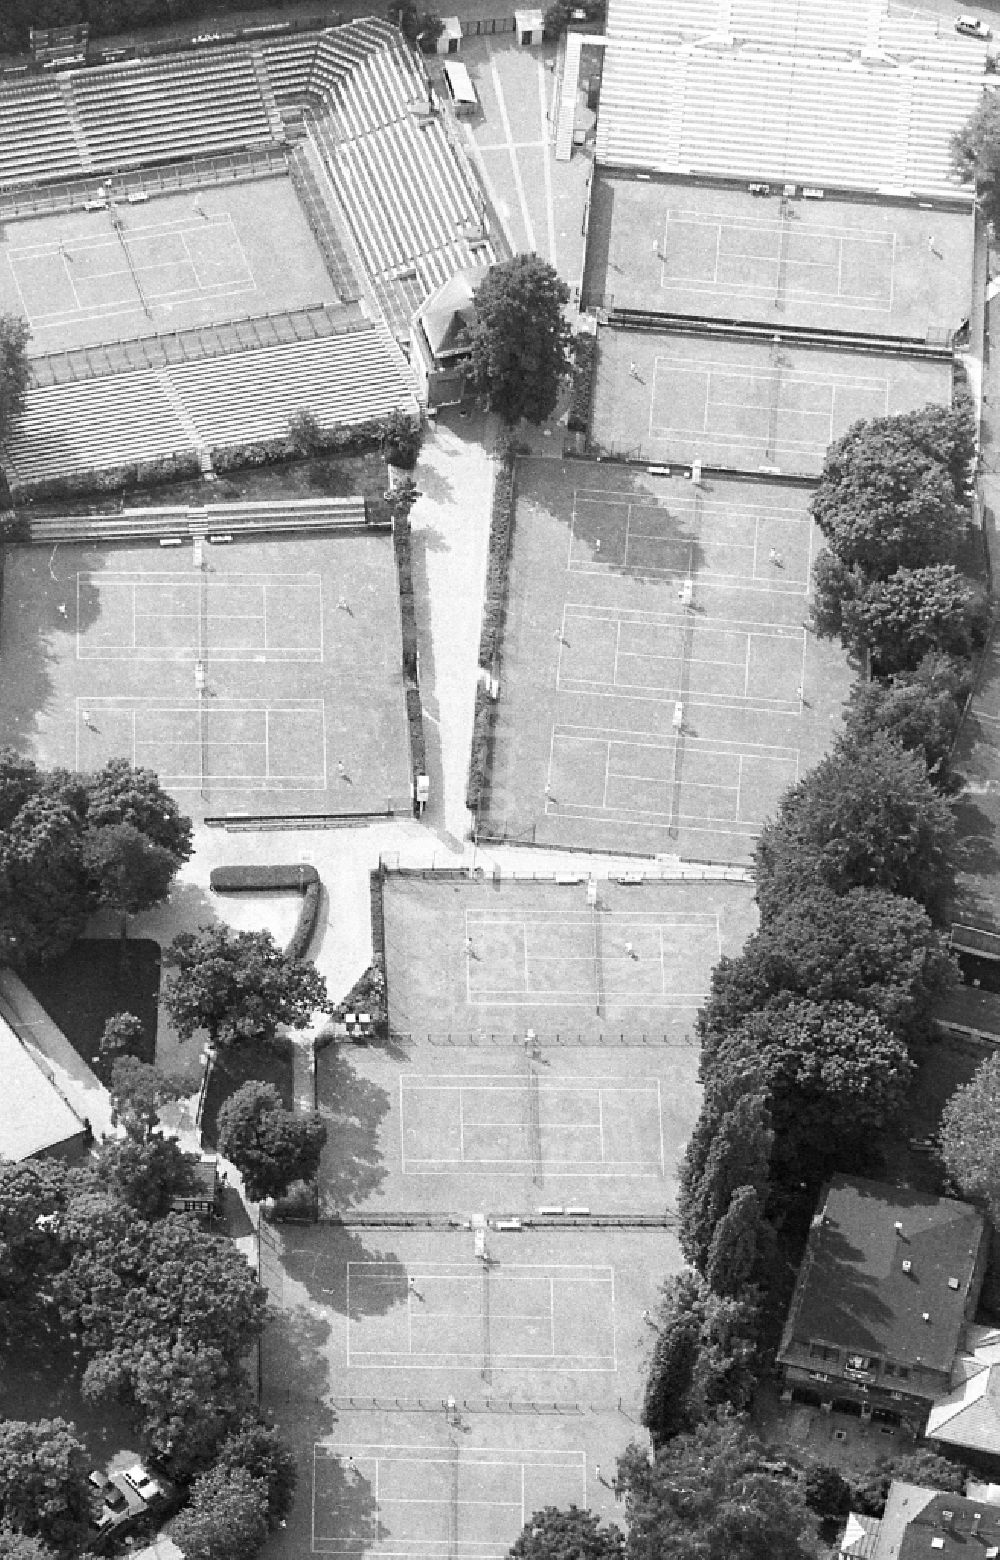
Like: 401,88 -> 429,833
0,530 -> 412,822
583,173 -> 973,340
480,458 -> 853,860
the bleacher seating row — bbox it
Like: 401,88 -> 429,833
4,326 -> 418,487
595,38 -> 985,199
26,496 -> 367,543
286,25 -> 498,335
0,45 -> 278,189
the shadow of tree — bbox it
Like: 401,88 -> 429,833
0,542 -> 104,753
315,1046 -> 390,1213
278,1223 -> 406,1319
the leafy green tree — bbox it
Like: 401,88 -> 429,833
0,787 -> 89,965
642,1275 -> 702,1443
705,1185 -> 765,1299
849,1450 -> 966,1517
0,316 -> 30,448
677,1093 -> 773,1273
508,1507 -> 624,1560
379,408 -> 422,469
164,926 -> 328,1050
619,1416 -> 815,1560
170,1465 -> 270,1560
468,255 -> 572,424
217,1082 -> 327,1201
754,732 -> 957,923
811,406 -> 973,577
83,759 -> 192,866
803,1465 -> 851,1520
0,1526 -> 59,1560
703,1000 -> 912,1183
846,565 -> 988,676
81,822 -> 180,938
0,1420 -> 93,1555
842,654 -> 969,787
108,1056 -> 185,1141
214,1422 -> 298,1529
939,1052 -> 1000,1220
642,1273 -> 761,1444
953,89 -> 1000,230
0,1159 -> 69,1338
697,884 -> 953,1044
92,1133 -> 198,1220
55,1205 -> 264,1466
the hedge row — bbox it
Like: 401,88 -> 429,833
13,450 -> 201,502
567,334 -> 597,435
395,517 -> 419,682
406,687 -> 426,779
369,870 -> 386,963
466,680 -> 494,813
210,864 -> 319,892
285,879 -> 322,961
329,959 -> 388,1034
477,437 -> 516,669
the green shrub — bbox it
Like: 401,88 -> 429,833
285,880 -> 321,961
567,334 -> 597,434
466,681 -> 494,812
477,440 -> 516,668
379,408 -> 422,469
210,865 -> 319,892
406,687 -> 426,781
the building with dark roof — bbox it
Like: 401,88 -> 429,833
778,1176 -> 989,1427
839,1481 -> 1000,1560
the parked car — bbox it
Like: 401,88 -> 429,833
90,1463 -> 172,1548
956,15 -> 992,36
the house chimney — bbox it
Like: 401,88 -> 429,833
949,1277 -> 960,1290
894,1221 -> 904,1235
902,1260 -> 913,1274
922,1312 -> 931,1323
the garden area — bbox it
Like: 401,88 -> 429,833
22,939 -> 160,1070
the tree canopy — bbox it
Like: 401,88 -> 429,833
696,883 -> 953,1044
107,1055 -> 186,1141
677,1093 -> 773,1275
619,1417 -> 816,1560
754,733 -> 957,923
0,1158 -> 70,1339
842,654 -> 968,787
0,316 -> 30,450
92,1131 -> 199,1220
811,406 -> 973,577
217,1081 -> 327,1202
702,1000 -> 911,1182
468,255 -> 572,424
213,1421 -> 298,1529
170,1464 -> 270,1560
939,1051 -> 1000,1221
0,1420 -> 93,1556
164,925 -> 328,1049
508,1507 -> 624,1560
83,757 -> 192,865
952,89 -> 1000,230
641,1274 -> 762,1444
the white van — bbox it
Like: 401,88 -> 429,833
442,59 -> 477,118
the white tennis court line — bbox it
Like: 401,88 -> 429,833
399,1074 -> 666,1175
74,695 -> 327,788
77,570 -> 324,662
548,725 -> 799,831
345,1262 -> 617,1372
312,1444 -> 586,1557
647,353 -> 894,453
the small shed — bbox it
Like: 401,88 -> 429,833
171,1156 -> 219,1218
436,16 -> 462,53
515,8 -> 545,44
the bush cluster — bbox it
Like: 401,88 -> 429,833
14,451 -> 201,503
210,865 -> 319,892
369,870 -> 386,963
325,959 -> 388,1039
567,333 -> 597,434
285,880 -> 321,961
466,681 -> 494,813
477,438 -> 516,669
394,518 -> 419,681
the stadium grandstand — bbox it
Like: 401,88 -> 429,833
591,0 -> 989,198
0,16 -> 500,489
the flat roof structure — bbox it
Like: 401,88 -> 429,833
0,1011 -> 89,1162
